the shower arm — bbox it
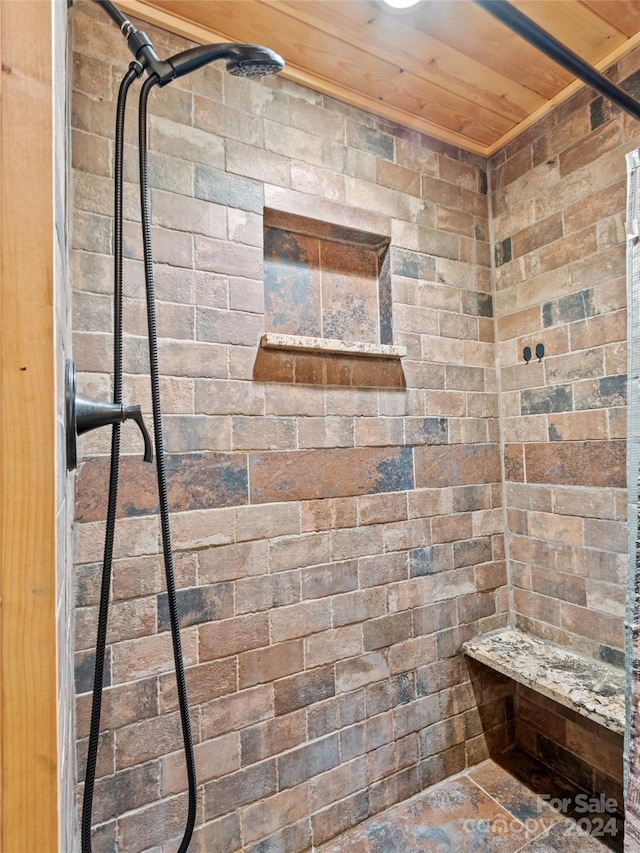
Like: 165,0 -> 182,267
475,0 -> 640,124
93,0 -> 174,81
92,0 -> 283,85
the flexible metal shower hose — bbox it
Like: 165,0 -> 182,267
138,74 -> 197,852
80,65 -> 197,852
81,63 -> 140,853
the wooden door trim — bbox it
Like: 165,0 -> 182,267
1,1 -> 59,849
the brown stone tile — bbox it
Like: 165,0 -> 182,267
333,588 -> 386,628
301,497 -> 358,532
264,228 -> 322,336
475,561 -> 508,592
200,685 -> 273,741
513,589 -> 562,627
117,791 -> 191,853
75,451 -> 248,522
559,602 -> 623,648
241,711 -> 307,765
523,441 -> 625,487
236,570 -> 301,615
306,625 -> 363,669
189,812 -> 242,853
270,599 -> 332,643
347,357 -> 406,389
393,775 -> 530,850
548,411 -> 607,441
249,446 -> 413,503
274,666 -> 335,716
564,721 -> 623,782
309,757 -> 368,814
110,629 -> 197,686
199,613 -> 270,662
279,733 -> 340,791
161,732 -> 240,794
376,159 -> 420,196
538,226 -> 597,274
415,443 -> 501,488
530,568 -> 586,607
528,510 -> 583,545
312,790 -> 371,848
493,146 -> 534,190
512,213 -> 564,259
515,691 -> 568,746
239,639 -> 304,689
363,612 -> 412,652
564,181 -> 625,234
241,784 -> 310,845
253,347 -> 295,382
320,241 -> 379,343
76,677 -> 157,740
160,658 -> 237,712
519,817 -> 620,852
497,306 -> 542,341
115,712 -> 182,770
559,121 -> 623,176
302,560 -> 358,600
265,186 -> 391,238
504,444 -> 525,482
204,759 -> 278,821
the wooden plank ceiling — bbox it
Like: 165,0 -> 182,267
117,0 -> 640,155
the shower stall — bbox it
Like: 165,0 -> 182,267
61,0 -> 640,849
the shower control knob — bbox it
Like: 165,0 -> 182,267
65,359 -> 153,470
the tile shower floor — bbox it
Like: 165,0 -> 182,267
319,750 -> 622,853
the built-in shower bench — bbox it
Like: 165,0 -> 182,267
463,628 -> 625,734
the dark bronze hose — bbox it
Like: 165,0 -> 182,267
138,73 -> 197,852
81,61 -> 141,853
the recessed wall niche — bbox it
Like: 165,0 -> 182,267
263,208 -> 393,347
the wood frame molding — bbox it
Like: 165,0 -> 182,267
0,1 -> 59,849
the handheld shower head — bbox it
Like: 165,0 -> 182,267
225,47 -> 285,79
160,42 -> 284,84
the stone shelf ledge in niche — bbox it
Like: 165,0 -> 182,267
260,333 -> 407,360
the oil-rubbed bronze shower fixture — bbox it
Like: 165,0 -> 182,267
64,358 -> 152,470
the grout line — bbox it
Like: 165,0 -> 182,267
465,774 -> 531,832
486,160 -> 516,630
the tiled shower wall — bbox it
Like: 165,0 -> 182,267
490,49 -> 640,664
71,3 -> 504,850
70,2 -> 634,851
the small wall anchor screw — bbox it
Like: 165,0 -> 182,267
523,346 -> 532,363
535,343 -> 545,361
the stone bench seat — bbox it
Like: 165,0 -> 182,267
463,628 -> 625,735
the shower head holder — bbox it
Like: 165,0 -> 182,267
65,359 -> 153,471
93,0 -> 284,85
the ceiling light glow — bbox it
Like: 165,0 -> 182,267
381,0 -> 421,8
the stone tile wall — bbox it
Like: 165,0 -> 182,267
71,2 -> 504,850
515,685 -> 624,826
71,1 -> 640,847
490,52 -> 640,663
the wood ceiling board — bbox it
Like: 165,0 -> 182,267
483,24 -> 640,152
515,1 -> 631,59
119,8 -> 487,152
272,0 -> 546,122
115,0 -> 640,156
581,0 -> 640,37
118,0 -> 496,152
407,1 -> 574,98
132,0 -> 517,144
